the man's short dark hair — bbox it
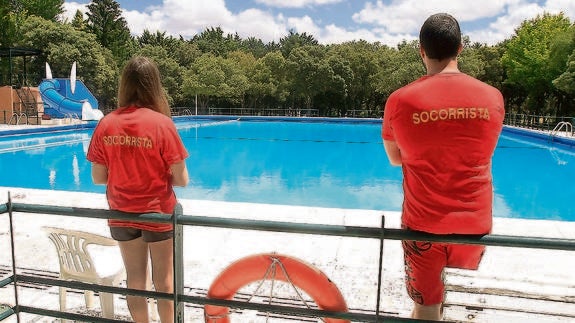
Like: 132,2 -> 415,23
419,13 -> 461,60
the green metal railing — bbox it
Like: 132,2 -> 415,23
2,193 -> 575,322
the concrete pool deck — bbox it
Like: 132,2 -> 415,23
1,187 -> 574,322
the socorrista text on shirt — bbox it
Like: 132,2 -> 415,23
102,135 -> 153,148
412,107 -> 490,124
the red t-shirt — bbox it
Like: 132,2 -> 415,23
87,106 -> 188,232
382,73 -> 504,234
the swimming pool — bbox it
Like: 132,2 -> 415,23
1,117 -> 574,221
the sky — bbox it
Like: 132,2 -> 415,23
62,0 -> 575,47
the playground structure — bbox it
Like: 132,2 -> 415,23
0,47 -> 103,125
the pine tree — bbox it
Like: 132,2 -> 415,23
85,0 -> 133,66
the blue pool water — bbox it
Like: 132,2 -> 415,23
1,117 -> 574,221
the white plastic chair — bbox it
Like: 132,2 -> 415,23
43,226 -> 126,319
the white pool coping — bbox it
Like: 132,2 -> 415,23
1,187 -> 574,322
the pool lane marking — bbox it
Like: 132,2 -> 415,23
0,138 -> 89,154
176,119 -> 239,130
180,136 -> 558,147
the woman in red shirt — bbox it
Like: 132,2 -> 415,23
87,56 -> 189,323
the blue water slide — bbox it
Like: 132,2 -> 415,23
39,78 -> 100,119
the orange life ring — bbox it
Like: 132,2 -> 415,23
204,253 -> 349,323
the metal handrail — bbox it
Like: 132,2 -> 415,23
551,121 -> 573,137
8,112 -> 27,125
3,198 -> 575,322
10,202 -> 575,250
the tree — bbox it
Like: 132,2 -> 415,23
258,51 -> 290,104
459,36 -> 486,78
192,27 -> 240,56
70,10 -> 87,31
240,36 -> 269,58
0,0 -> 64,47
314,52 -> 353,116
182,53 -> 226,109
171,39 -> 201,68
328,40 -> 387,116
135,45 -> 185,107
548,27 -> 575,116
246,54 -> 277,110
373,40 -> 423,97
138,30 -> 201,68
470,42 -> 506,88
220,55 -> 250,105
86,0 -> 134,66
501,13 -> 573,114
279,30 -> 318,58
0,0 -> 20,47
286,45 -> 345,111
549,27 -> 575,94
227,50 -> 257,109
138,30 -> 176,50
22,0 -> 64,21
554,52 -> 575,97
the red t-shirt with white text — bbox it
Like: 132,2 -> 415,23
382,73 -> 504,234
87,106 -> 188,232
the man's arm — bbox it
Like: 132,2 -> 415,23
171,160 -> 189,187
383,140 -> 402,166
91,163 -> 108,184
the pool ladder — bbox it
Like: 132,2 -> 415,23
64,113 -> 80,124
550,121 -> 573,139
9,112 -> 27,125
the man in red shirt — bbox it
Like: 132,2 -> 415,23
382,13 -> 504,320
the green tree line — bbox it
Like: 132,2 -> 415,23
1,0 -> 575,117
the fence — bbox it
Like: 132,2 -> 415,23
2,193 -> 575,322
504,113 -> 575,132
204,107 -> 319,117
173,107 -> 382,118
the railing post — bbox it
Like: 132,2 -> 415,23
7,192 -> 21,322
375,214 -> 385,321
173,203 -> 184,322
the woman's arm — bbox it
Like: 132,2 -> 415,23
91,163 -> 108,184
171,161 -> 189,187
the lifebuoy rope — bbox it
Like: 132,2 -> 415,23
205,253 -> 349,323
205,255 -> 320,321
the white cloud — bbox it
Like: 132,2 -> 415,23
61,1 -> 87,22
61,0 -> 575,47
352,0 -> 575,45
122,9 -> 165,35
352,0 -> 518,34
320,24 -> 415,45
287,16 -> 322,37
479,1 -> 544,44
545,0 -> 575,20
255,0 -> 344,8
156,0 -> 234,36
468,0 -> 575,44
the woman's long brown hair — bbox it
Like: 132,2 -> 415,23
117,56 -> 171,117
